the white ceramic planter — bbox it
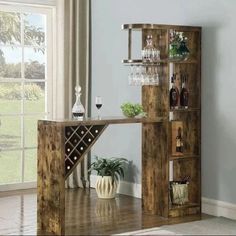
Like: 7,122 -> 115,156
95,176 -> 118,199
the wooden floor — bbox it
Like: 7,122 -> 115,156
0,188 -> 210,235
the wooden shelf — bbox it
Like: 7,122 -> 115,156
169,154 -> 199,161
39,116 -> 166,126
169,108 -> 200,112
170,203 -> 200,210
122,59 -> 198,65
122,23 -> 201,31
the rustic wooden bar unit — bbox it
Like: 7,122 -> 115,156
37,23 -> 201,235
122,23 -> 201,216
37,117 -> 166,235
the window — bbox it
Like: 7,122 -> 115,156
0,4 -> 53,187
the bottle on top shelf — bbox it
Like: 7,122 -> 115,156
180,73 -> 189,109
169,74 -> 179,109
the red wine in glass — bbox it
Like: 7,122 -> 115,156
95,96 -> 102,119
96,104 -> 102,109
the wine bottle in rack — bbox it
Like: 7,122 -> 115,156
180,73 -> 189,109
169,74 -> 179,109
176,127 -> 183,153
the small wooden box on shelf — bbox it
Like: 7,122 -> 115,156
122,23 -> 201,218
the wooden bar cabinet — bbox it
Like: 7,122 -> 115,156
122,23 -> 201,218
37,23 -> 201,235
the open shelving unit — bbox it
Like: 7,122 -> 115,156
37,23 -> 201,235
122,23 -> 201,218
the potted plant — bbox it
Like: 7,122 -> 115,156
121,102 -> 146,118
169,30 -> 190,60
88,156 -> 128,199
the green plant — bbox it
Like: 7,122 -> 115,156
0,83 -> 43,100
88,156 -> 128,183
169,31 -> 190,59
24,84 -> 43,100
121,102 -> 146,118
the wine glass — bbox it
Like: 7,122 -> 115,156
95,96 -> 102,119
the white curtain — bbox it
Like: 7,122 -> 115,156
62,0 -> 91,188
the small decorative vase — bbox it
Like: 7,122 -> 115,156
72,85 -> 85,120
95,176 -> 118,199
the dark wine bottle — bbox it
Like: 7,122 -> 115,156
180,73 -> 189,108
176,127 -> 183,153
169,74 -> 179,109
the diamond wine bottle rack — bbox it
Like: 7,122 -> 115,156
64,124 -> 107,178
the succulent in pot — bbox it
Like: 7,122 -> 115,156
88,156 -> 128,199
121,102 -> 146,118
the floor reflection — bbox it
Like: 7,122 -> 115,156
0,188 -> 205,235
0,190 -> 37,235
95,198 -> 119,219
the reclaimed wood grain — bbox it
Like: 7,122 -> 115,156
141,28 -> 169,216
37,121 -> 65,235
122,24 -> 201,32
39,116 -> 165,126
142,122 -> 169,217
169,206 -> 200,218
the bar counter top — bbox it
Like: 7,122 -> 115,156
38,116 -> 165,126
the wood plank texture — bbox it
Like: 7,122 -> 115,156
122,24 -> 201,32
141,28 -> 169,217
37,121 -> 65,235
142,122 -> 169,216
39,116 -> 165,126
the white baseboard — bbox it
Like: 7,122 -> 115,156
90,175 -> 236,220
202,197 -> 236,220
0,182 -> 36,192
90,175 -> 141,199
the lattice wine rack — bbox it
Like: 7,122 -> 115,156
64,124 -> 106,177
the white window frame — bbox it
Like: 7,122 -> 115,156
0,2 -> 56,191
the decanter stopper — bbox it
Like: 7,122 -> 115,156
72,85 -> 85,120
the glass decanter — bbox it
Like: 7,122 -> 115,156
142,35 -> 160,62
72,85 -> 85,120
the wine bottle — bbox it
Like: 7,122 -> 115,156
176,126 -> 183,153
180,73 -> 189,109
169,74 -> 179,109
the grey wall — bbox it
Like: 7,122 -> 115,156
91,0 -> 236,204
